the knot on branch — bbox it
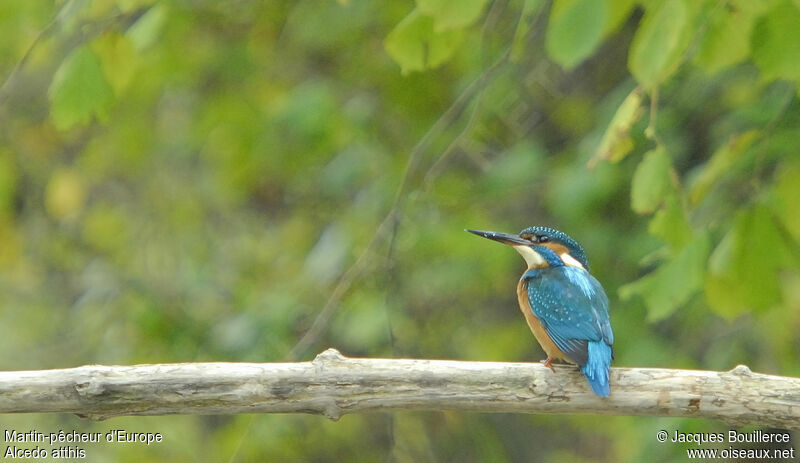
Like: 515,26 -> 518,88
74,370 -> 108,398
313,348 -> 346,366
729,365 -> 753,376
321,399 -> 343,421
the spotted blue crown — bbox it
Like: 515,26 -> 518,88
520,226 -> 590,270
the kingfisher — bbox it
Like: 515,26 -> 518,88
467,226 -> 614,397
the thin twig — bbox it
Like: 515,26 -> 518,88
421,87 -> 486,192
286,209 -> 398,361
645,85 -> 660,143
0,5 -> 64,106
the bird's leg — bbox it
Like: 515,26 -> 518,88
540,356 -> 556,372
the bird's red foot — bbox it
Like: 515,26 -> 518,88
540,357 -> 556,373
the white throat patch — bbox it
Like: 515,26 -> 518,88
512,245 -> 545,268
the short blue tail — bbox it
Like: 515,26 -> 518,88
580,341 -> 612,397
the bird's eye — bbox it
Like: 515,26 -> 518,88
537,235 -> 549,243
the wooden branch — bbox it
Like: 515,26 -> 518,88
0,348 -> 797,428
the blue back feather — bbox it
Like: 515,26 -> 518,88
521,246 -> 613,396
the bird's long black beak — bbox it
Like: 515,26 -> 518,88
466,229 -> 531,246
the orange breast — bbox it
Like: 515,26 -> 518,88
516,279 -> 571,362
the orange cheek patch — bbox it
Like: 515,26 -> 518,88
542,242 -> 569,256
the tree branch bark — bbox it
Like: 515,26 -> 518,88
0,348 -> 797,428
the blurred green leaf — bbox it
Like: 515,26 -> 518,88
730,0 -> 779,16
511,0 -> 545,62
0,220 -> 22,269
693,5 -> 754,74
688,131 -> 759,204
628,0 -> 692,89
630,147 -> 673,214
774,160 -> 800,240
0,151 -> 17,219
385,8 -> 464,74
752,0 -> 800,84
48,46 -> 115,130
126,3 -> 168,51
648,195 -> 691,250
590,87 -> 644,166
706,206 -> 796,318
82,203 -> 130,254
416,0 -> 489,31
117,0 -> 158,12
44,168 -> 86,221
604,0 -> 636,35
92,33 -> 139,95
545,0 -> 608,69
619,233 -> 709,322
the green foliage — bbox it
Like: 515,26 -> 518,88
93,33 -> 139,95
647,195 -> 692,250
126,3 -> 167,51
385,8 -> 464,74
751,0 -> 800,84
604,0 -> 636,35
416,0 -> 490,30
693,2 -> 755,73
706,205 -> 796,318
511,0 -> 545,62
774,160 -> 800,239
630,147 -> 673,214
628,0 -> 694,89
545,0 -> 608,69
2,0 -> 800,461
48,46 -> 115,130
0,151 -> 17,219
620,233 -> 710,321
591,87 -> 643,165
688,131 -> 759,204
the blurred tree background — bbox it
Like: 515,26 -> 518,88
1,0 -> 799,461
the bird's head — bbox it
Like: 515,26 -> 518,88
467,226 -> 589,270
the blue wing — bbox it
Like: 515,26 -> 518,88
522,265 -> 613,366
